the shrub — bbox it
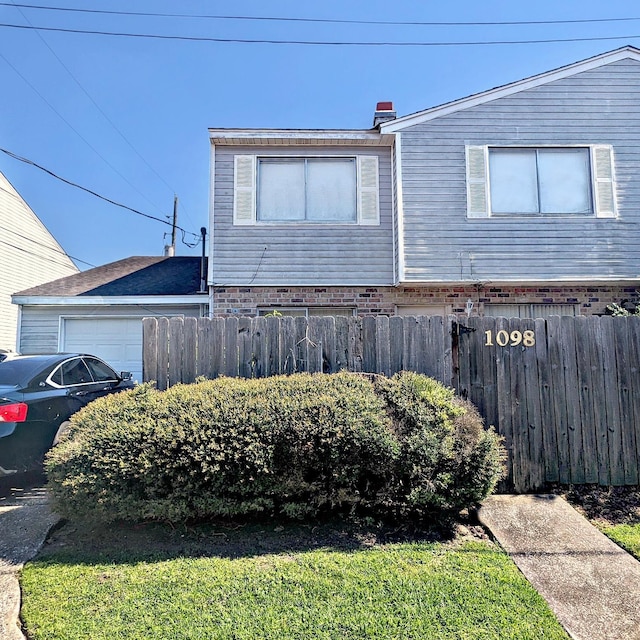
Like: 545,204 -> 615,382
373,373 -> 505,516
46,372 -> 504,524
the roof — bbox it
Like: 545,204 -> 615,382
13,256 -> 208,298
380,45 -> 640,132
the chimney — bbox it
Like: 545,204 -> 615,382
373,101 -> 396,127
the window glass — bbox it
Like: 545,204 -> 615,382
50,368 -> 62,386
307,307 -> 356,317
489,148 -> 592,215
258,160 -> 305,221
59,359 -> 92,385
537,149 -> 591,213
84,357 -> 118,382
396,305 -> 450,316
490,150 -> 538,213
306,159 -> 356,221
484,304 -> 578,319
257,158 -> 356,222
258,307 -> 355,317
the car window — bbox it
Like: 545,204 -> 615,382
59,359 -> 93,386
50,367 -> 63,386
84,358 -> 118,382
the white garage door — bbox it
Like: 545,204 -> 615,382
62,318 -> 143,382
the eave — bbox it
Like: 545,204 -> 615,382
209,129 -> 394,146
12,295 -> 210,306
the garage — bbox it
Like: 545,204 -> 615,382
62,317 -> 144,382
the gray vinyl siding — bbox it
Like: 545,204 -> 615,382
212,145 -> 393,286
398,58 -> 640,283
18,305 -> 202,354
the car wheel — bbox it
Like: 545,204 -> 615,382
53,421 -> 72,446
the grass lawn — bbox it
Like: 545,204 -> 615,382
598,523 -> 640,559
20,520 -> 569,640
563,486 -> 640,561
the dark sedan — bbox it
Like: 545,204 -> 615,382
0,353 -> 135,474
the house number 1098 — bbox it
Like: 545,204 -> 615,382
484,330 -> 535,347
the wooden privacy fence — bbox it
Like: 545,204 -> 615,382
455,315 -> 640,492
142,315 -> 452,390
142,314 -> 640,493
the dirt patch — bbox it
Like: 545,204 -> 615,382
555,486 -> 640,527
39,510 -> 491,564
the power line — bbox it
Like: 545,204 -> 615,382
0,147 -> 200,239
0,216 -> 94,266
6,0 -> 177,204
0,225 -> 95,267
0,51 -> 166,214
0,21 -> 638,47
0,237 -> 89,269
1,3 -> 639,28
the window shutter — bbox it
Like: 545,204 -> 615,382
466,146 -> 489,218
233,155 -> 256,225
357,155 -> 380,225
592,145 -> 617,218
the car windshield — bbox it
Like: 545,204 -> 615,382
0,358 -> 47,387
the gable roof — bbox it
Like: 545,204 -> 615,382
381,45 -> 640,132
13,256 -> 208,298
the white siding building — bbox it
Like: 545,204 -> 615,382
0,171 -> 78,350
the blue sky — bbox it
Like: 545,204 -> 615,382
1,0 -> 639,270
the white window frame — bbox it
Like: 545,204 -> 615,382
234,155 -> 380,226
465,144 -> 617,219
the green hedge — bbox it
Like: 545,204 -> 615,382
46,372 -> 505,523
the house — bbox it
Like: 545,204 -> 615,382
208,45 -> 640,319
12,256 -> 209,381
0,170 -> 78,350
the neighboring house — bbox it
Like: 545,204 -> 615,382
12,256 -> 209,381
0,171 -> 78,349
208,45 -> 640,319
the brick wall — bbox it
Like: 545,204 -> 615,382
212,284 -> 638,317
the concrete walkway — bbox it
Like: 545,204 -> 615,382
478,494 -> 640,640
0,481 -> 60,640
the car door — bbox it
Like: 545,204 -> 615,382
82,357 -> 124,400
54,357 -> 110,416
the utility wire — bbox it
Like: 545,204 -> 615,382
0,51 -> 165,214
0,22 -> 638,46
7,0 -> 176,207
0,220 -> 95,267
1,3 -> 639,28
0,238 -> 89,269
0,147 -> 200,239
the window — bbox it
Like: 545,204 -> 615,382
484,303 -> 578,319
396,305 -> 451,316
490,148 -> 591,214
234,155 -> 379,225
257,307 -> 356,318
84,357 -> 118,382
56,359 -> 92,386
258,158 -> 356,222
466,145 -> 616,218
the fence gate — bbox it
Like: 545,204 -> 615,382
453,316 -> 640,493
